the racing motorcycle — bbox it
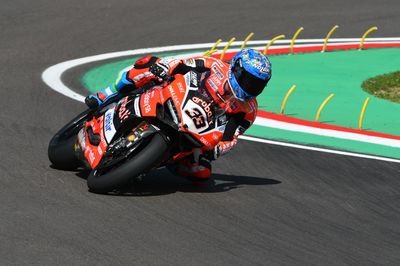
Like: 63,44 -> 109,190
48,71 -> 228,193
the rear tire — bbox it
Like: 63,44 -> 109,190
48,109 -> 91,170
87,133 -> 169,194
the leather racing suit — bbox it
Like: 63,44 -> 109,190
86,55 -> 258,182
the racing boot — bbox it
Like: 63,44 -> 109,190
176,155 -> 211,185
85,71 -> 136,109
85,87 -> 117,109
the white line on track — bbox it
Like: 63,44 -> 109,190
254,117 -> 400,148
41,38 -> 400,164
240,135 -> 400,164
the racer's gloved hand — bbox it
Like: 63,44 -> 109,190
149,62 -> 170,80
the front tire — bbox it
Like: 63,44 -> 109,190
87,133 -> 169,193
48,109 -> 91,170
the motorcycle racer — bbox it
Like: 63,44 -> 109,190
85,49 -> 272,183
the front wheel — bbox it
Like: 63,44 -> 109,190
87,133 -> 169,193
48,109 -> 91,170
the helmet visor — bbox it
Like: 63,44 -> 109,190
232,59 -> 269,97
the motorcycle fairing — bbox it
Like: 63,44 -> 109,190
81,114 -> 109,169
81,69 -> 230,169
134,71 -> 227,149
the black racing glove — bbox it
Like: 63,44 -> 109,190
149,62 -> 170,80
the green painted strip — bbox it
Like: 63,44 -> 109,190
246,124 -> 400,159
82,48 -> 400,134
80,47 -> 400,159
262,48 -> 400,135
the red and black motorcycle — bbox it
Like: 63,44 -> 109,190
48,71 -> 229,193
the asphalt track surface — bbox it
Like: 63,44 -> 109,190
2,0 -> 400,265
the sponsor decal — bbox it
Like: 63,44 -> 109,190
128,134 -> 136,142
190,71 -> 198,87
216,114 -> 227,132
138,123 -> 149,131
207,79 -> 218,91
118,97 -> 132,122
77,128 -> 86,150
253,63 -> 270,74
168,85 -> 180,106
184,73 -> 196,90
97,145 -> 103,156
87,148 -> 96,164
250,58 -> 270,74
200,136 -> 211,147
212,66 -> 224,80
184,107 -> 206,129
143,91 -> 152,114
169,59 -> 180,70
212,133 -> 220,141
104,113 -> 113,132
212,60 -> 225,68
192,96 -> 213,123
210,74 -> 222,86
217,114 -> 227,125
249,100 -> 257,112
104,109 -> 116,144
177,82 -> 185,93
159,57 -> 180,69
159,89 -> 165,102
127,123 -> 150,142
182,99 -> 209,133
134,96 -> 141,116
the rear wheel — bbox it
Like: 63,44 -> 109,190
87,133 -> 169,194
48,109 -> 91,170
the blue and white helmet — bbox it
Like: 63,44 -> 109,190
228,49 -> 272,101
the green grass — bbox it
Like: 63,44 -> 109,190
362,71 -> 400,102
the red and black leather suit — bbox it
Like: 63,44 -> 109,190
86,55 -> 258,180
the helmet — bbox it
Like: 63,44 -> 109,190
228,49 -> 272,101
